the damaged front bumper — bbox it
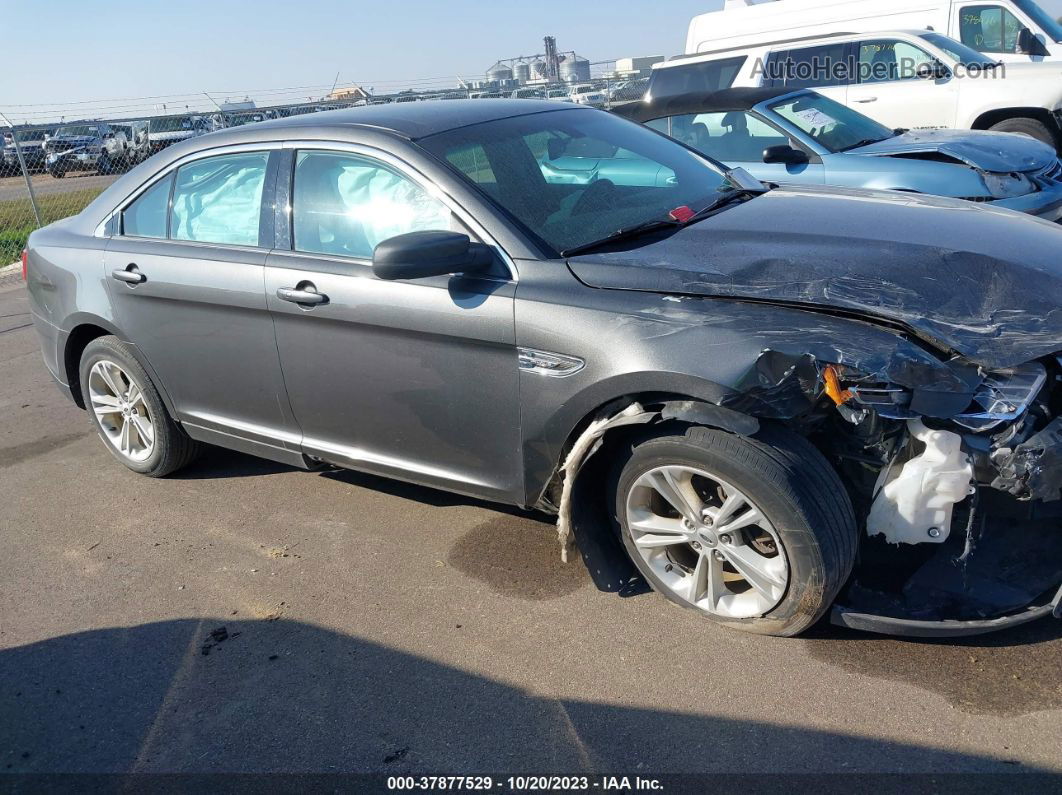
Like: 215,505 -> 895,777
832,582 -> 1062,638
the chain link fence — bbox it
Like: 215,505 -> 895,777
0,60 -> 652,267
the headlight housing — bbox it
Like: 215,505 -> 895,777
983,171 -> 1034,199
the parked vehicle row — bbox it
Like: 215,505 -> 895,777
24,99 -> 1062,639
647,28 -> 1062,150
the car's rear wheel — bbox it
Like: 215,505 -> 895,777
48,167 -> 64,179
613,425 -> 857,637
988,117 -> 1057,149
79,336 -> 199,477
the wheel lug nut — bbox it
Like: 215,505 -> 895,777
691,541 -> 701,550
719,534 -> 732,545
683,519 -> 694,530
713,551 -> 725,561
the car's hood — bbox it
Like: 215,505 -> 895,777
568,185 -> 1062,370
848,129 -> 1056,173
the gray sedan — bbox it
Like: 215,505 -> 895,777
24,101 -> 1062,637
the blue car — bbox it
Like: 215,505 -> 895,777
614,87 -> 1062,221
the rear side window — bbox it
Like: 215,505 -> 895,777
170,152 -> 268,246
647,56 -> 747,102
292,151 -> 452,259
765,43 -> 853,88
122,174 -> 172,238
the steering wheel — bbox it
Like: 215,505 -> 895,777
572,179 -> 617,216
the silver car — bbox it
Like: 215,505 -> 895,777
24,100 -> 1062,638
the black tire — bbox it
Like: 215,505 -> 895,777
988,117 -> 1057,149
97,154 -> 113,175
49,167 -> 64,179
613,424 -> 857,637
79,336 -> 199,477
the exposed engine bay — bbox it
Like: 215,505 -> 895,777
719,350 -> 1062,635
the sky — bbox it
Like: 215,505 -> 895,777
3,0 -> 1061,121
1,0 -> 716,119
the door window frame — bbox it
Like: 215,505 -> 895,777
856,37 -> 943,84
98,142 -> 282,252
957,3 -> 1026,54
273,140 -> 518,283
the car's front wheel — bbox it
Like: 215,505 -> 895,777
79,336 -> 199,477
614,425 -> 857,637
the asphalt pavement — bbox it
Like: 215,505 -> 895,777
1,281 -> 1061,781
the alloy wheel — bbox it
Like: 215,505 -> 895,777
624,465 -> 789,619
87,360 -> 155,462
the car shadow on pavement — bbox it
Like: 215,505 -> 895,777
1,618 -> 1058,779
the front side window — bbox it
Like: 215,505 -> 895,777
664,111 -> 791,162
960,5 -> 1024,52
292,151 -> 452,259
170,152 -> 268,246
858,39 -> 938,82
420,108 -> 730,256
770,93 -> 895,152
122,173 -> 173,238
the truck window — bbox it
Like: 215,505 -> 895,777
764,43 -> 852,89
647,56 -> 747,102
857,39 -> 937,82
960,5 -> 1024,53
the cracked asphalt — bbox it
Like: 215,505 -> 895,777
1,280 -> 1061,779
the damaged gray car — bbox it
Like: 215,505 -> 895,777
24,100 -> 1062,637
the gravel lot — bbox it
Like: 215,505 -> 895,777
1,280 -> 1061,782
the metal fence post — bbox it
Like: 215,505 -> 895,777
2,117 -> 42,228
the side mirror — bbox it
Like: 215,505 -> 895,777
763,144 -> 810,165
373,231 -> 493,281
1017,27 -> 1049,56
915,61 -> 949,80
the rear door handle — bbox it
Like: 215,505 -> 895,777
111,265 -> 145,284
854,97 -> 878,103
276,285 -> 328,305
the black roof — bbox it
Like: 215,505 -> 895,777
614,87 -> 807,123
253,98 -> 588,140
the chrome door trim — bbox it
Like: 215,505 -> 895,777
278,138 -> 519,282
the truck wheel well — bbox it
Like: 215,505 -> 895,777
971,107 -> 1061,146
64,324 -> 111,409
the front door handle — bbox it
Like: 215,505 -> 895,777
111,265 -> 145,284
854,97 -> 878,103
276,285 -> 327,305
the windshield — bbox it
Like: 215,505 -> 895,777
919,33 -> 1000,66
769,92 -> 895,152
418,108 -> 732,256
151,116 -> 193,132
1015,0 -> 1062,43
55,125 -> 99,137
